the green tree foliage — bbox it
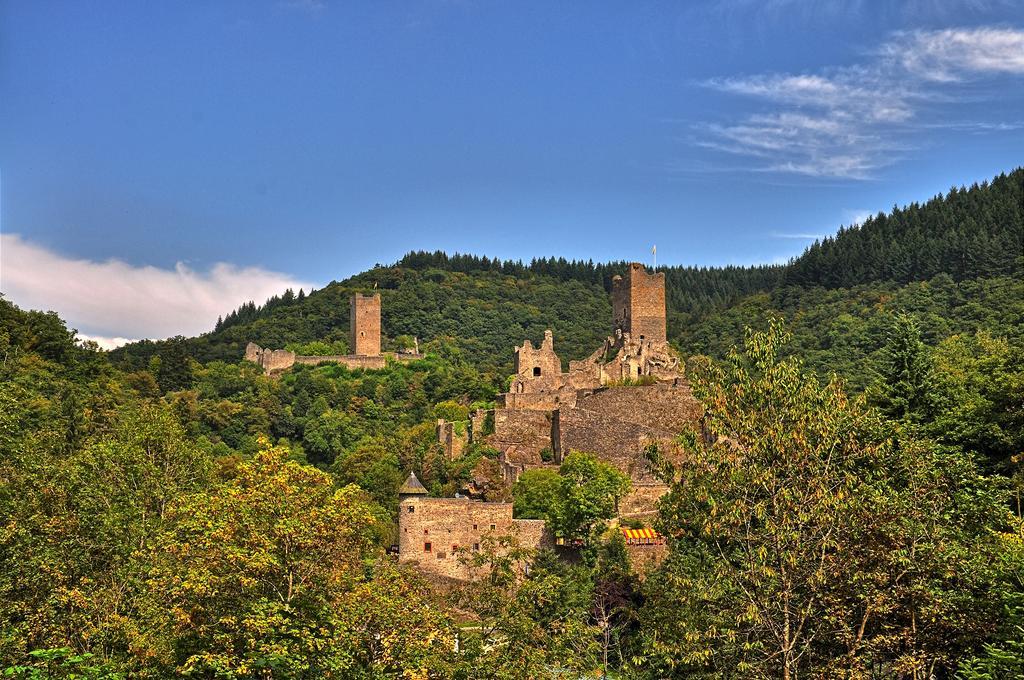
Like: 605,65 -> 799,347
155,335 -> 193,393
511,453 -> 630,543
512,468 -> 562,519
872,312 -> 934,421
146,442 -> 452,677
956,526 -> 1024,679
457,541 -> 598,678
786,170 -> 1023,287
638,322 -> 1007,679
928,332 -> 1024,473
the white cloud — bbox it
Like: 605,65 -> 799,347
695,25 -> 1024,179
843,209 -> 874,226
1,234 -> 316,348
77,334 -> 139,351
888,27 -> 1024,82
770,231 -> 825,239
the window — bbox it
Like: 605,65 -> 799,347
452,544 -> 458,552
490,524 -> 496,530
533,366 -> 541,376
407,506 -> 414,513
472,523 -> 478,530
424,529 -> 428,535
424,542 -> 431,552
360,331 -> 365,337
640,334 -> 645,340
473,543 -> 480,552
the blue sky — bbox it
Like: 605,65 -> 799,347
2,1 -> 1024,345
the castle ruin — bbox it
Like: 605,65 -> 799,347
350,293 -> 382,356
245,292 -> 420,375
406,263 -> 702,580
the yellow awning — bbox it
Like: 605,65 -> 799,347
620,527 -> 658,540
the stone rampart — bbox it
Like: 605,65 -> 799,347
575,384 -> 701,434
554,406 -> 667,482
245,342 -> 417,375
489,409 -> 554,467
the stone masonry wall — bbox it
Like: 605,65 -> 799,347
489,409 -> 554,466
350,293 -> 382,356
554,406 -> 666,482
436,419 -> 467,460
293,354 -> 388,370
619,483 -> 670,519
625,541 -> 669,574
575,384 -> 701,434
398,496 -> 551,580
611,263 -> 666,344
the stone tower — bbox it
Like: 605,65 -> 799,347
350,293 -> 382,356
611,263 -> 666,343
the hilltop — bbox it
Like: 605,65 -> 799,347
111,168 -> 1024,388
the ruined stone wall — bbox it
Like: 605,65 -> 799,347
398,496 -> 550,580
469,409 -> 492,444
245,343 -> 418,375
619,484 -> 670,519
436,419 -> 467,460
575,384 -> 701,434
350,293 -> 381,356
513,330 -> 563,388
498,390 -> 577,411
611,264 -> 666,344
625,542 -> 669,574
489,409 -> 554,466
554,406 -> 666,482
244,344 -> 298,374
293,354 -> 389,370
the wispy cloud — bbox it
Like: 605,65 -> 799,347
843,209 -> 874,226
770,231 -> 825,239
888,27 -> 1024,81
695,26 -> 1024,179
1,234 -> 316,349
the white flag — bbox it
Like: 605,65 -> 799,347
652,245 -> 656,255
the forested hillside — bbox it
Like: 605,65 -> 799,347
4,294 -> 1023,677
112,168 -> 1024,386
4,168 -> 1024,677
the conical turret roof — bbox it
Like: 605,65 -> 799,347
399,471 -> 428,495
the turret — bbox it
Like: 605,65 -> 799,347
399,471 -> 428,498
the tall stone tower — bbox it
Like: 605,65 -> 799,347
350,293 -> 382,356
611,263 -> 667,343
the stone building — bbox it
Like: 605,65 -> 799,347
245,292 -> 420,375
397,472 -> 552,581
350,293 -> 382,357
470,262 -> 701,515
398,263 -> 702,581
612,263 -> 667,344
